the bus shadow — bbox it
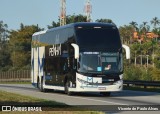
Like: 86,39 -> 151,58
66,90 -> 160,97
110,90 -> 160,97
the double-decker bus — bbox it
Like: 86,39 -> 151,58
31,22 -> 130,96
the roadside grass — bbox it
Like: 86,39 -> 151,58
124,85 -> 160,93
0,90 -> 104,114
1,111 -> 104,114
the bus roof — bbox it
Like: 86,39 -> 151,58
32,22 -> 116,37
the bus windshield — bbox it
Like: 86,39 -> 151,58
78,52 -> 123,74
75,27 -> 121,49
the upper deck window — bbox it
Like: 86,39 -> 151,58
75,27 -> 121,49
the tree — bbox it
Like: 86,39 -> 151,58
119,25 -> 135,44
141,42 -> 152,67
129,21 -> 138,31
0,21 -> 10,71
48,14 -> 87,29
0,21 -> 8,42
66,14 -> 87,23
151,68 -> 160,81
96,19 -> 114,24
0,43 -> 11,71
20,23 -> 24,30
47,21 -> 60,29
150,17 -> 160,42
9,24 -> 43,70
140,22 -> 150,34
139,22 -> 150,42
150,17 -> 160,29
131,43 -> 141,66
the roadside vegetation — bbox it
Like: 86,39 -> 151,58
0,90 -> 104,114
0,15 -> 160,81
123,86 -> 160,93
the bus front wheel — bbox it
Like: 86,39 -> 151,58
65,81 -> 72,95
37,77 -> 41,90
41,77 -> 46,92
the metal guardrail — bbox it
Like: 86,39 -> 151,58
0,70 -> 30,82
124,80 -> 160,88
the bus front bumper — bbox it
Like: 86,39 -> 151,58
69,80 -> 123,92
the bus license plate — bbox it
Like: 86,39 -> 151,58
98,87 -> 106,90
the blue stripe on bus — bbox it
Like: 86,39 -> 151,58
38,47 -> 40,77
32,49 -> 34,83
40,54 -> 44,72
32,83 -> 37,87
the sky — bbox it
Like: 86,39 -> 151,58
0,0 -> 160,30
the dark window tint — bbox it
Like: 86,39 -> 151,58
76,28 -> 121,49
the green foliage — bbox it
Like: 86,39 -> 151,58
124,65 -> 142,80
129,21 -> 138,31
139,22 -> 150,35
0,16 -> 160,81
124,66 -> 152,81
0,21 -> 10,71
48,14 -> 87,29
47,21 -> 60,29
141,67 -> 152,81
151,68 -> 160,81
66,14 -> 87,23
0,21 -> 8,41
119,25 -> 135,44
150,17 -> 160,29
10,52 -> 28,68
8,24 -> 42,70
120,17 -> 160,81
95,19 -> 114,24
155,59 -> 160,68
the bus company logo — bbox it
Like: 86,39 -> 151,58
49,44 -> 61,56
87,77 -> 93,83
77,77 -> 98,87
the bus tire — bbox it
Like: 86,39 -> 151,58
37,77 -> 41,90
100,92 -> 111,96
41,77 -> 46,92
65,81 -> 72,95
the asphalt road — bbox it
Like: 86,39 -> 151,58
0,84 -> 160,113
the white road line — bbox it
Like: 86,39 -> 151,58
69,96 -> 128,105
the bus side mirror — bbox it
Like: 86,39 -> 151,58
122,44 -> 130,59
71,43 -> 79,59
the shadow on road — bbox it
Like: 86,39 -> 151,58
0,84 -> 159,98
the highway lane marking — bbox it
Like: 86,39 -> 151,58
68,96 -> 128,105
